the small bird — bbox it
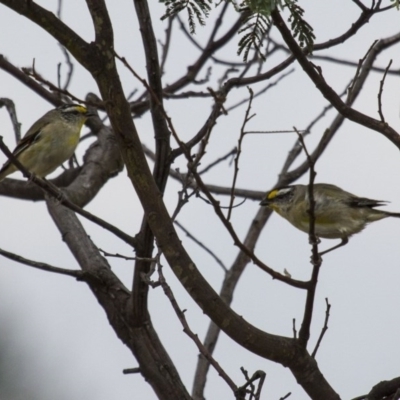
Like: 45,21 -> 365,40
260,183 -> 400,254
0,104 -> 92,182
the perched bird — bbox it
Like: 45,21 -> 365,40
0,104 -> 92,182
260,183 -> 400,254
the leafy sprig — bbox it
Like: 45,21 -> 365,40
160,0 -> 316,60
161,0 -> 212,34
284,0 -> 315,52
237,11 -> 270,62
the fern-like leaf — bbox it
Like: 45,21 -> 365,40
161,0 -> 211,33
284,0 -> 315,52
237,9 -> 270,62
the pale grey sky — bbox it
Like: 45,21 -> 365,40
1,1 -> 400,399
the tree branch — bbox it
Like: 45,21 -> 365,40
270,10 -> 400,149
0,247 -> 85,278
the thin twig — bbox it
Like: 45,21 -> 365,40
292,319 -> 297,339
0,98 -> 21,142
0,137 -> 136,248
246,130 -> 301,134
22,63 -> 86,105
174,220 -> 228,272
377,59 -> 392,123
281,84 -> 348,176
294,128 -> 319,259
199,147 -> 237,175
122,368 -> 141,374
206,0 -> 230,46
310,54 -> 400,75
227,87 -> 254,221
163,90 -> 211,99
190,88 -> 226,169
0,247 -> 84,278
295,127 -> 321,348
176,14 -> 248,68
311,298 -> 331,358
168,164 -> 199,223
191,169 -> 308,288
280,34 -> 400,187
226,70 -> 294,113
99,248 -> 156,262
196,191 -> 246,209
271,10 -> 400,150
115,48 -> 307,289
56,0 -> 74,92
237,369 -> 266,400
115,51 -> 181,141
159,16 -> 174,76
158,263 -> 238,394
144,142 -> 265,200
59,49 -> 74,91
56,0 -> 63,17
347,40 -> 378,95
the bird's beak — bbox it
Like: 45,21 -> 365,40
86,111 -> 96,118
260,198 -> 270,206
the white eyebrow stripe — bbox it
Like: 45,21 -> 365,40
278,188 -> 292,195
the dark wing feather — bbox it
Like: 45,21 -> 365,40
0,120 -> 51,172
347,196 -> 388,209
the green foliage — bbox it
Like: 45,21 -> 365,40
391,0 -> 400,10
284,0 -> 315,52
237,11 -> 270,62
160,0 -> 212,34
160,0 -> 316,60
239,0 -> 315,61
245,0 -> 278,15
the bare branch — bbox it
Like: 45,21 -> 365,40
292,319 -> 297,339
0,55 -> 61,107
365,376 -> 400,400
22,65 -> 86,105
377,59 -> 393,123
226,68 -> 294,112
271,10 -> 400,149
311,298 -> 331,358
237,368 -> 266,400
295,128 -> 321,348
159,16 -> 175,75
0,246 -> 84,278
174,220 -> 228,272
158,263 -> 238,394
98,248 -> 155,262
122,368 -> 141,374
347,40 -> 378,95
199,147 -> 237,175
190,164 -> 309,289
310,54 -> 400,75
227,87 -> 254,221
0,0 -> 93,71
0,98 -> 21,142
281,34 -> 400,186
0,137 -> 136,247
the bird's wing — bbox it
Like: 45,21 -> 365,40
0,121 -> 51,172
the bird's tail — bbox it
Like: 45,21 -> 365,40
383,211 -> 400,218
